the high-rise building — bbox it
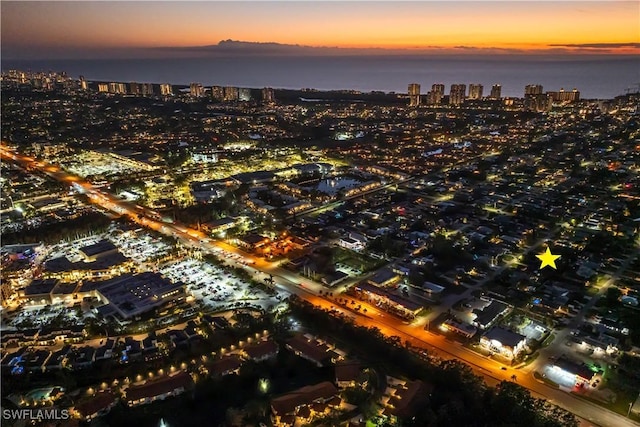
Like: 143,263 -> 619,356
108,82 -> 126,94
129,82 -> 140,95
190,82 -> 204,97
490,84 -> 502,99
525,93 -> 552,112
211,86 -> 224,101
223,86 -> 239,102
468,84 -> 483,100
408,83 -> 421,107
547,88 -> 580,103
141,83 -> 154,96
449,84 -> 466,105
238,88 -> 251,102
427,83 -> 445,105
262,87 -> 275,104
79,76 -> 88,91
525,84 -> 543,96
98,83 -> 109,93
160,83 -> 173,96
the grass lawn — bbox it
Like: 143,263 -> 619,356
569,391 -> 640,420
333,247 -> 385,272
542,332 -> 556,347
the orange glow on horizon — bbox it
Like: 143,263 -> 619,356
3,1 -> 638,57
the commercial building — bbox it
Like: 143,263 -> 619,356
368,268 -> 401,288
354,282 -> 423,318
441,319 -> 477,338
422,281 -> 445,302
472,299 -> 510,329
201,217 -> 236,235
321,270 -> 349,287
552,357 -> 596,385
87,272 -> 186,320
79,240 -> 118,262
408,83 -> 421,107
234,233 -> 270,251
480,327 -> 527,359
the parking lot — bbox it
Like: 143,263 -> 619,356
158,258 -> 277,311
520,320 -> 547,341
110,228 -> 171,262
10,225 -> 280,327
9,302 -> 84,329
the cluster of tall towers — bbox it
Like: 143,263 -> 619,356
407,83 -> 502,106
96,81 -> 275,103
190,84 -> 275,103
408,83 -> 579,109
523,84 -> 580,111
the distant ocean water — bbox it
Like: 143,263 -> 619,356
3,55 -> 639,99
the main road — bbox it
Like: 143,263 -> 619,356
2,145 -> 637,427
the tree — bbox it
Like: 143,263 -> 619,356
604,287 -> 622,307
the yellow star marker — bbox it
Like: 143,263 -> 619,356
536,248 -> 560,270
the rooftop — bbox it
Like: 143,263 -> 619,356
125,372 -> 192,402
483,327 -> 526,348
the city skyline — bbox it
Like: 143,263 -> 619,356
2,1 -> 639,59
1,2 -> 640,426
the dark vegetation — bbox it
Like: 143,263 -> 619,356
288,296 -> 579,427
1,211 -> 111,245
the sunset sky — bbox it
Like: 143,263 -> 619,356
2,1 -> 639,59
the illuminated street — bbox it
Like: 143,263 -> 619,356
3,145 -> 639,427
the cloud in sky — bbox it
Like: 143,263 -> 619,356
2,1 -> 638,59
548,42 -> 640,49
